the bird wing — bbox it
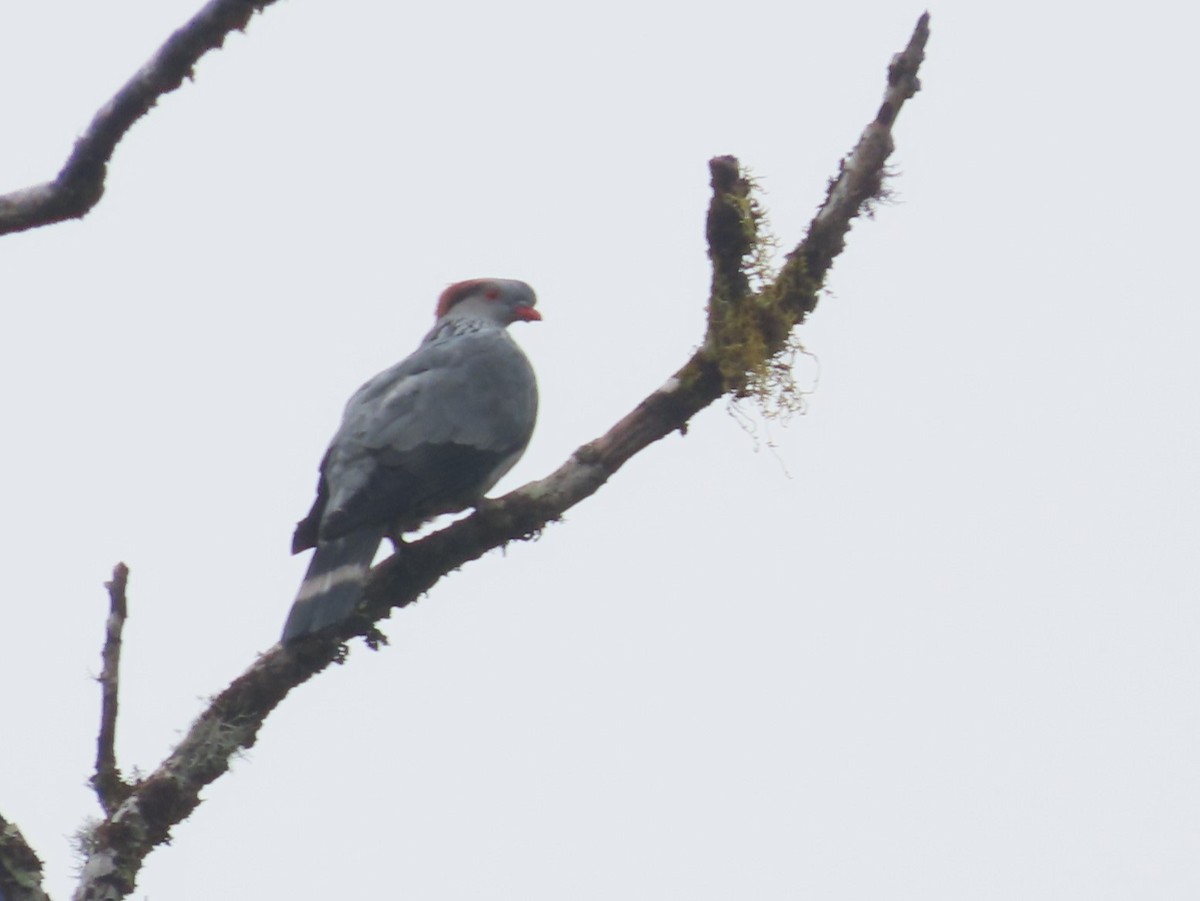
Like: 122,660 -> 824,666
293,329 -> 537,550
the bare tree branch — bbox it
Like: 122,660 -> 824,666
0,814 -> 50,901
91,564 -> 131,817
68,14 -> 930,900
768,11 -> 930,324
0,0 -> 281,237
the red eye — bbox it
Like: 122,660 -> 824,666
484,287 -> 501,301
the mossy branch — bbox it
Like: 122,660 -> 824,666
702,12 -> 930,410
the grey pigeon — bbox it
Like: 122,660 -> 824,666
281,278 -> 541,642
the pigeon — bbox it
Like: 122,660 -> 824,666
281,278 -> 541,642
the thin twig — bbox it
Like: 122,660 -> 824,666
92,563 -> 131,816
0,0 -> 281,236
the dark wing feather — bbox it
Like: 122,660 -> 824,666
296,327 -> 537,548
316,441 -> 519,543
291,454 -> 330,553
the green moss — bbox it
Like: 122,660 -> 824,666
701,160 -> 837,424
704,183 -> 819,420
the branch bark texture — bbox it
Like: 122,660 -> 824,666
92,564 -> 131,816
0,0 -> 280,236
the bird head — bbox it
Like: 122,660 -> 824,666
436,278 -> 542,326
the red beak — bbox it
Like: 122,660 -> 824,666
514,306 -> 542,322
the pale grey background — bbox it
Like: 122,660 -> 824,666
2,0 -> 1197,898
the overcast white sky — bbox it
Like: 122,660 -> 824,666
2,0 -> 1198,898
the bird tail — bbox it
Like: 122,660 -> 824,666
282,527 -> 385,642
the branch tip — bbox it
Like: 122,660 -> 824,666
93,563 -> 132,815
705,154 -> 757,328
771,12 -> 930,322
